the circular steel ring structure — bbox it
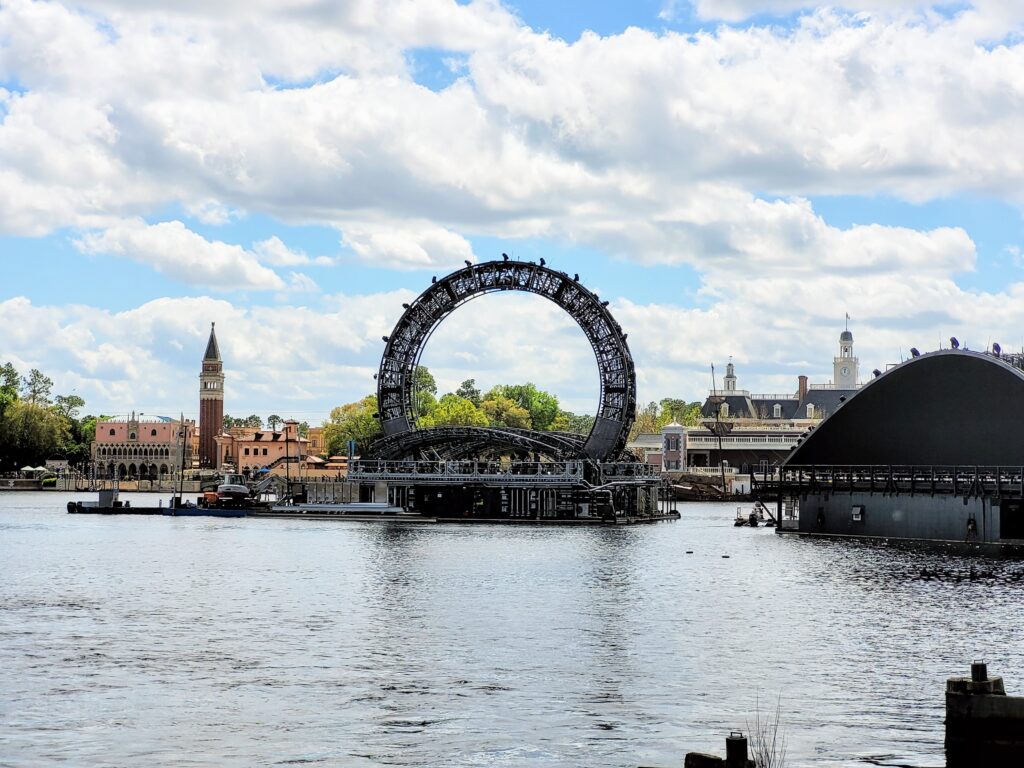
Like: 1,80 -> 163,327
375,259 -> 637,461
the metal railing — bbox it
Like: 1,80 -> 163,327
349,459 -> 586,484
685,466 -> 739,476
598,462 -> 660,479
687,435 -> 799,447
763,464 -> 1024,499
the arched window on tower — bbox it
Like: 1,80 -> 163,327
109,428 -> 115,436
151,429 -> 157,436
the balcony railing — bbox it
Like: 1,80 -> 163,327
687,434 -> 799,447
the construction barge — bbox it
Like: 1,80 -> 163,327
66,459 -> 678,525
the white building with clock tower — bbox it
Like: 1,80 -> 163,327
833,328 -> 859,389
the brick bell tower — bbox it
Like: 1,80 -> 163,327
199,322 -> 224,468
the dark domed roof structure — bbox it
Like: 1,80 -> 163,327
839,329 -> 854,342
785,350 -> 1024,466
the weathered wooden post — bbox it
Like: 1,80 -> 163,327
946,662 -> 1024,766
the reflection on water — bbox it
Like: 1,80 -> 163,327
3,492 -> 1024,766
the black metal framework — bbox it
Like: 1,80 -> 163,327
369,426 -> 586,461
375,259 -> 636,461
759,464 -> 1024,500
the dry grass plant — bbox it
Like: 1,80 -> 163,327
747,694 -> 788,768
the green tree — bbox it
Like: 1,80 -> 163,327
297,421 -> 309,438
414,390 -> 437,420
455,378 -> 482,407
480,393 -> 531,428
323,395 -> 383,455
267,414 -> 282,431
21,369 -> 53,406
66,414 -> 99,467
486,383 -> 560,431
222,414 -> 238,429
554,410 -> 594,435
54,394 -> 86,420
412,365 -> 437,419
420,394 -> 488,427
0,400 -> 69,466
629,401 -> 662,441
413,366 -> 437,396
241,414 -> 263,429
0,362 -> 18,416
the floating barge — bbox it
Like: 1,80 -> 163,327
758,349 -> 1024,546
67,489 -> 254,518
342,458 -> 678,524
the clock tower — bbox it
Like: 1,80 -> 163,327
833,326 -> 858,389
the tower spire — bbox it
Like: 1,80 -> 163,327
203,322 -> 221,361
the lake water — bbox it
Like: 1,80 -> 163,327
3,491 -> 1024,767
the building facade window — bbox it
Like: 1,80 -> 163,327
806,403 -> 815,418
773,404 -> 782,418
244,448 -> 250,456
720,403 -> 729,418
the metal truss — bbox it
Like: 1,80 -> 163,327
375,260 -> 637,461
368,426 -> 587,461
350,459 -> 587,485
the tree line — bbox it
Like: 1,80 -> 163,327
323,366 -> 609,457
223,413 -> 310,436
0,361 -> 96,471
0,358 -> 704,471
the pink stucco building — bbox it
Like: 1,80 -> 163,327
92,412 -> 196,479
214,419 -> 308,473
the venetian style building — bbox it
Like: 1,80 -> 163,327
199,323 -> 224,468
214,419 -> 308,473
92,413 -> 195,479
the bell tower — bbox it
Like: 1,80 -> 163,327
199,322 -> 224,468
723,359 -> 737,391
833,322 -> 859,389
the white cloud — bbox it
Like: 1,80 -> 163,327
185,199 -> 240,225
74,219 -> 285,290
0,290 -> 417,421
4,0 -> 1024,253
286,271 -> 319,292
253,236 -> 311,266
4,0 -> 1024,414
685,0 -> 1024,26
341,220 -> 476,270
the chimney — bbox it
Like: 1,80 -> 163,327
798,375 -> 809,400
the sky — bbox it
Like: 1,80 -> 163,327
3,0 -> 1024,423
